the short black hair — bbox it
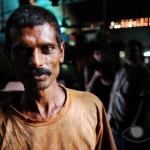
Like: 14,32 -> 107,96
126,39 -> 143,52
125,39 -> 144,62
5,5 -> 62,54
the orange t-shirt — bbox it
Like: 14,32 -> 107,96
0,87 -> 116,150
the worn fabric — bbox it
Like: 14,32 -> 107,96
0,87 -> 116,150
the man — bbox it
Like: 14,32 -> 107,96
108,39 -> 150,150
0,5 -> 116,149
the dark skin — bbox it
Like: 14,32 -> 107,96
8,22 -> 66,120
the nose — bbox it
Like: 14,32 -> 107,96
29,48 -> 44,67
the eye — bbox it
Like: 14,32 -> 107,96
41,45 -> 54,54
13,46 -> 31,56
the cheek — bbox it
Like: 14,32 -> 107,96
48,58 -> 60,76
11,59 -> 27,77
51,60 -> 60,72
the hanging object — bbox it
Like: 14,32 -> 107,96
50,0 -> 60,6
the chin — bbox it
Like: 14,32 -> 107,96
36,84 -> 50,90
36,80 -> 53,90
23,80 -> 51,91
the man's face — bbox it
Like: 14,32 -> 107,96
125,44 -> 140,64
9,23 -> 64,91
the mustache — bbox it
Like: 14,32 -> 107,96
24,67 -> 51,77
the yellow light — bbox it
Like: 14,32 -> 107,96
109,17 -> 150,29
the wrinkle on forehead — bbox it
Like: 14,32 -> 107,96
10,23 -> 57,47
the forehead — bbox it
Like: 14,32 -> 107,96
125,44 -> 140,52
9,23 -> 57,45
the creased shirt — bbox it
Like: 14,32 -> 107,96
0,87 -> 116,150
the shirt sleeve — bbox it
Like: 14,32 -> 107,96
95,103 -> 117,150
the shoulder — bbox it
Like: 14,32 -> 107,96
0,92 -> 12,107
0,91 -> 22,113
135,63 -> 150,80
66,88 -> 104,112
137,62 -> 149,71
0,92 -> 12,126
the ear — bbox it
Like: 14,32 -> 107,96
59,41 -> 65,63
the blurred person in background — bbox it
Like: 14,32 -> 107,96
108,39 -> 150,150
84,44 -> 115,111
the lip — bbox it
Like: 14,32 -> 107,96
32,74 -> 49,81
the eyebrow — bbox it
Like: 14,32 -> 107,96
13,44 -> 31,49
13,41 -> 58,50
40,43 -> 54,46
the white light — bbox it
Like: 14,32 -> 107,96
111,21 -> 115,26
128,22 -> 133,28
119,51 -> 125,58
114,24 -> 121,29
109,26 -> 113,29
144,51 -> 150,57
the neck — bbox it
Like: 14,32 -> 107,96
20,84 -> 66,119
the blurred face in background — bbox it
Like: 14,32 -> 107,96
93,50 -> 102,62
125,44 -> 141,65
